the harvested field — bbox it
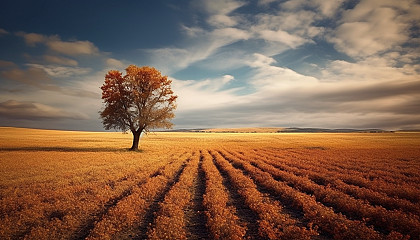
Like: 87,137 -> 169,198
0,127 -> 419,239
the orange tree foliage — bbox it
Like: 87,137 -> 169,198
100,65 -> 177,150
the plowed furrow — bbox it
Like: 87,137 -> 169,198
184,153 -> 210,240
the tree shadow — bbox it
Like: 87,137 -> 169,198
0,147 -> 141,153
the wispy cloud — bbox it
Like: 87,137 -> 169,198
172,75 -> 242,112
0,60 -> 17,68
281,0 -> 345,18
25,64 -> 91,78
1,65 -> 99,98
0,28 -> 9,36
147,27 -> 250,74
47,40 -> 99,56
16,32 -> 99,56
1,66 -> 56,89
105,58 -> 126,69
43,55 -> 78,66
196,0 -> 245,27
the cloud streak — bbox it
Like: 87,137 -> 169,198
16,32 -> 99,56
0,28 -> 9,35
1,66 -> 99,98
0,100 -> 89,120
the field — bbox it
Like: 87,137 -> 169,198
0,127 -> 419,240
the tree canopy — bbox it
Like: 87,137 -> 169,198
99,65 -> 177,150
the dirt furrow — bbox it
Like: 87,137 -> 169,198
184,152 -> 210,240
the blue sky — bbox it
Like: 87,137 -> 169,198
1,0 -> 419,131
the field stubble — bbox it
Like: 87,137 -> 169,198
0,127 -> 419,239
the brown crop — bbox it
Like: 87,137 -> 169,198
0,127 -> 419,239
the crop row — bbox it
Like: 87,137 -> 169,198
86,152 -> 191,239
260,148 -> 420,203
227,149 -> 420,238
253,149 -> 420,216
217,150 -> 387,240
0,152 -> 181,240
262,148 -> 420,187
147,152 -> 199,239
210,150 -> 316,239
201,150 -> 247,240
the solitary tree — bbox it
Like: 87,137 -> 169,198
99,65 -> 177,151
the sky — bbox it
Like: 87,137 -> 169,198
0,0 -> 419,131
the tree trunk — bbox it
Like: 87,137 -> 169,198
130,130 -> 142,151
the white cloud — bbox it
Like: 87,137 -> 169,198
196,0 -> 245,27
246,53 -> 276,67
171,74 -> 243,112
246,54 -> 318,91
312,0 -> 344,17
321,58 -> 420,82
106,58 -> 125,69
212,27 -> 250,41
258,29 -> 309,48
199,0 -> 245,15
282,0 -> 344,17
208,14 -> 239,28
194,74 -> 235,91
329,0 -> 417,58
146,48 -> 192,74
251,10 -> 322,51
181,25 -> 205,37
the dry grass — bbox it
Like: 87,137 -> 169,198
0,127 -> 419,239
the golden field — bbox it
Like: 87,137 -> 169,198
0,127 -> 419,239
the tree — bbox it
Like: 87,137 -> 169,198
99,65 -> 177,151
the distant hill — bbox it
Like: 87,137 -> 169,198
166,127 -> 392,133
278,128 -> 392,133
200,127 -> 286,133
